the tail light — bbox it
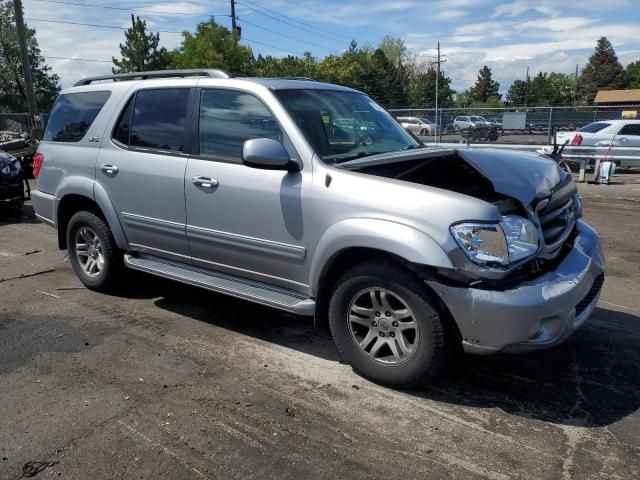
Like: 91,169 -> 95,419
33,152 -> 44,178
570,134 -> 583,145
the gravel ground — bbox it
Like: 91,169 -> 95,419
1,176 -> 639,479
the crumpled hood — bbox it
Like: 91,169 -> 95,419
456,148 -> 567,205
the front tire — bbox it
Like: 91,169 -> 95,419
328,261 -> 448,387
67,211 -> 122,291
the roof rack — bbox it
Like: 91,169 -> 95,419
74,69 -> 233,86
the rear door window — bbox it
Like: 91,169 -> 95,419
619,124 -> 640,136
43,91 -> 111,142
128,89 -> 190,152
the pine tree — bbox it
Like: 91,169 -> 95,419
112,15 -> 171,73
470,66 -> 500,102
0,0 -> 60,112
577,37 -> 627,104
626,61 -> 640,89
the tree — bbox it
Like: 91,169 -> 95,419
360,48 -> 409,108
505,79 -> 528,106
112,15 -> 171,73
408,67 -> 455,108
577,37 -> 627,104
171,18 -> 254,75
0,0 -> 59,112
627,60 -> 640,89
469,65 -> 500,102
254,52 -> 317,78
378,35 -> 407,66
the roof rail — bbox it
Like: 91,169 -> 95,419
73,69 -> 233,86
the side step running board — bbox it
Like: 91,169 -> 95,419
124,254 -> 315,316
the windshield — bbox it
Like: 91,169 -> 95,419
420,117 -> 434,124
275,89 -> 420,163
470,116 -> 487,122
577,122 -> 611,133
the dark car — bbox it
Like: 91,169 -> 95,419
0,150 -> 25,212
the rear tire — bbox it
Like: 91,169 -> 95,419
66,211 -> 122,291
328,261 -> 449,387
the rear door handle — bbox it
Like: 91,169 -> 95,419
192,176 -> 218,189
101,164 -> 118,175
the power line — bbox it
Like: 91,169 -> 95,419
275,0 -> 349,28
242,0 -> 351,41
237,0 -> 345,44
239,17 -> 330,51
45,55 -> 112,63
30,0 -> 222,17
25,17 -> 186,34
29,0 -> 216,17
242,36 -> 303,57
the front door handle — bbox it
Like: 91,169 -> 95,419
192,176 -> 218,189
101,164 -> 118,175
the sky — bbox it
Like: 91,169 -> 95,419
21,0 -> 640,92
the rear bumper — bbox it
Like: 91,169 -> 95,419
31,189 -> 57,226
427,220 -> 605,354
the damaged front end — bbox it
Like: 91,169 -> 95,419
337,147 -> 604,354
338,147 -> 582,288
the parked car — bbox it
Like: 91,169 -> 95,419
32,69 -> 604,387
453,115 -> 491,130
396,116 -> 440,136
556,120 -> 640,166
0,150 -> 24,213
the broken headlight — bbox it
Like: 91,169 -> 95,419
450,216 -> 538,267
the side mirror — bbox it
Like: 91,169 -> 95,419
242,138 -> 300,172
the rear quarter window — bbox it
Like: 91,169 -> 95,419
577,122 -> 611,133
43,91 -> 111,142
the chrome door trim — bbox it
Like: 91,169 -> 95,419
186,224 -> 306,262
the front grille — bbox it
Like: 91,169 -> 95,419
535,179 -> 577,257
575,273 -> 604,317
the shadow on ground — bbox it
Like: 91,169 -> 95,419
113,273 -> 640,428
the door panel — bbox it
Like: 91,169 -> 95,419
185,88 -> 310,291
95,87 -> 192,261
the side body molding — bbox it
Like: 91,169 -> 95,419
308,218 -> 454,296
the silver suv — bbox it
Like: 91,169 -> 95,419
32,70 -> 604,386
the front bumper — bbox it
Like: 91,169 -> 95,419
427,220 -> 605,354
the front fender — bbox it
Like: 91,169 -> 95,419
309,218 -> 453,295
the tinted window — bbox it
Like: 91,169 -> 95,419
199,89 -> 283,159
619,124 -> 640,136
577,122 -> 610,133
129,89 -> 190,152
44,91 -> 111,142
113,97 -> 134,145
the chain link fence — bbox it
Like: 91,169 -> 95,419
389,105 -> 640,174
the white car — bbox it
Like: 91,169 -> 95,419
396,116 -> 439,135
453,115 -> 491,130
556,120 -> 640,167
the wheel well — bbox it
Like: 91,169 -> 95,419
314,247 -> 462,345
56,195 -> 105,250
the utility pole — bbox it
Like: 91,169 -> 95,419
524,66 -> 530,108
13,0 -> 40,138
434,42 -> 440,143
230,0 -> 240,38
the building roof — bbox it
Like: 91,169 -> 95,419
594,89 -> 640,104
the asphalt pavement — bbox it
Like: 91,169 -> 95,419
1,176 -> 639,479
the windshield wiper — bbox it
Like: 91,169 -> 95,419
401,144 -> 424,150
